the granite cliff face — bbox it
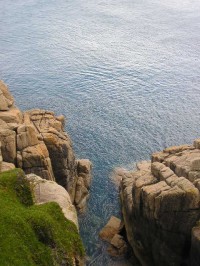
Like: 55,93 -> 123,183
120,143 -> 200,266
0,80 -> 92,210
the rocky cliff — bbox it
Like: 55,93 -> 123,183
0,80 -> 92,211
120,142 -> 200,265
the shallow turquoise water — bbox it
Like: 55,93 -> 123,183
1,0 -> 200,264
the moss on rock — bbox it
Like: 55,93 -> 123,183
0,169 -> 84,266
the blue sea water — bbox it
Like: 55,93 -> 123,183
1,0 -> 200,264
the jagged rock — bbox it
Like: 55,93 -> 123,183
17,125 -> 39,150
77,159 -> 92,189
99,216 -> 121,242
0,81 -> 92,210
75,159 -> 92,210
0,89 -> 9,111
121,140 -> 200,266
0,106 -> 22,124
0,80 -> 14,111
0,80 -> 14,107
25,109 -> 79,202
26,173 -> 79,229
74,176 -> 89,211
20,143 -> 55,181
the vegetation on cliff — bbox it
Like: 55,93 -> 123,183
0,168 -> 84,266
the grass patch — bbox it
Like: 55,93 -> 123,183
0,169 -> 84,265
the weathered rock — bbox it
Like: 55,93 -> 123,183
0,81 -> 92,211
26,173 -> 79,229
0,89 -> 9,111
17,125 -> 39,151
109,234 -> 128,256
136,161 -> 151,171
121,140 -> 200,266
0,106 -> 22,124
0,128 -> 16,163
99,216 -> 121,242
1,162 -> 15,172
0,80 -> 14,107
77,159 -> 92,189
25,109 -> 79,202
20,143 -> 55,181
74,176 -> 89,211
75,159 -> 92,210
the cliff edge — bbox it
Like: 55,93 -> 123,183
0,80 -> 92,211
120,142 -> 200,265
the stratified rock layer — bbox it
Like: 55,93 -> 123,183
0,80 -> 92,209
120,142 -> 200,266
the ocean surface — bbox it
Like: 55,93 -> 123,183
1,0 -> 200,264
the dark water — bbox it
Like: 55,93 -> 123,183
1,0 -> 200,264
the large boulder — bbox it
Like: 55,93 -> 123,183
26,173 -> 79,229
120,140 -> 200,266
99,216 -> 121,242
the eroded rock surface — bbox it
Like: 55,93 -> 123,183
0,81 -> 92,210
75,159 -> 92,211
120,143 -> 200,266
26,173 -> 79,228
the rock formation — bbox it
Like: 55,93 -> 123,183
26,173 -> 79,229
99,216 -> 129,257
120,142 -> 200,265
0,80 -> 92,210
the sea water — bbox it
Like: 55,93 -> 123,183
1,0 -> 200,264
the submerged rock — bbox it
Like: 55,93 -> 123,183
120,140 -> 200,266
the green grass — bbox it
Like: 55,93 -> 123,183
0,169 -> 84,266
